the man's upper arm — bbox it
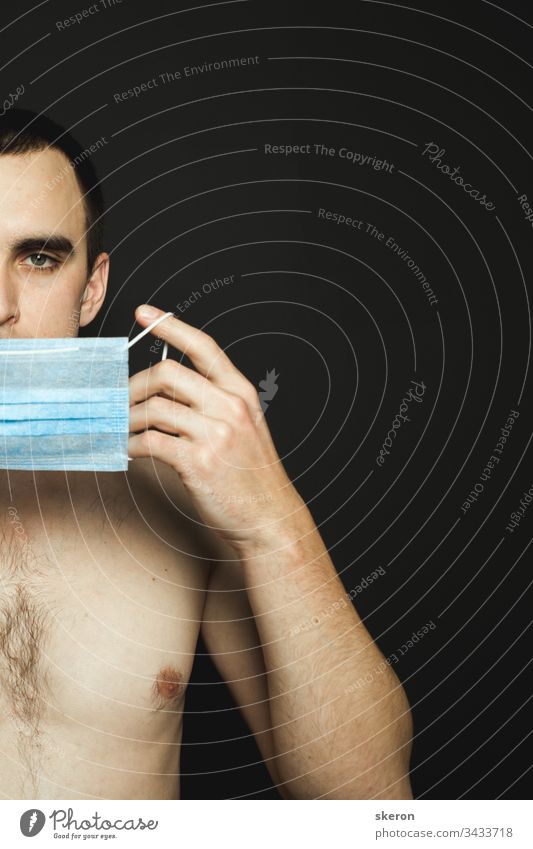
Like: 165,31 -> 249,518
200,542 -> 288,797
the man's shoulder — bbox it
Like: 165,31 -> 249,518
126,457 -> 229,566
126,456 -> 188,502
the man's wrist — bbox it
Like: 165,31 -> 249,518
234,501 -> 320,564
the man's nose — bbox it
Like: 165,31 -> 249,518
0,264 -> 20,326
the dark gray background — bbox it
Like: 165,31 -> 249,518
2,0 -> 532,799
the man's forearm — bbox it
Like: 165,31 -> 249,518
238,504 -> 413,800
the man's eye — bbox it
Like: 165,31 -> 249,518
22,253 -> 58,271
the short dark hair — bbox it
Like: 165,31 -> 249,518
0,109 -> 104,271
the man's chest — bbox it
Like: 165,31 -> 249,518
0,475 -> 211,737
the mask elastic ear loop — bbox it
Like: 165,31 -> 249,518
127,311 -> 174,360
127,311 -> 174,462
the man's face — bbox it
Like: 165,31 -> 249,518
0,147 -> 108,339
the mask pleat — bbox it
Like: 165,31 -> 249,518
0,337 -> 130,471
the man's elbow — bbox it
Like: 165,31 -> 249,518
370,671 -> 414,799
333,670 -> 414,799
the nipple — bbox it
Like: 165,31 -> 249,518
152,665 -> 183,707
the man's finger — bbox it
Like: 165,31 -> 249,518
129,396 -> 206,439
129,359 -> 250,423
129,359 -> 208,406
135,305 -> 235,383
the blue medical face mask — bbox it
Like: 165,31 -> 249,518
0,311 -> 173,473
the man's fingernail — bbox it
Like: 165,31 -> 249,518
138,304 -> 159,320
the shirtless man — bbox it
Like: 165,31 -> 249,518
0,110 -> 413,800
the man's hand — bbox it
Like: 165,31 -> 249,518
128,304 -> 306,555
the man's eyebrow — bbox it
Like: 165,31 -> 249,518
10,235 -> 75,255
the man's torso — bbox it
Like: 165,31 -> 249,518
0,459 -> 215,799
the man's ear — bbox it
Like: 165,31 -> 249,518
79,252 -> 110,327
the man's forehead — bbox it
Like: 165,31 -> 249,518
0,148 -> 86,238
